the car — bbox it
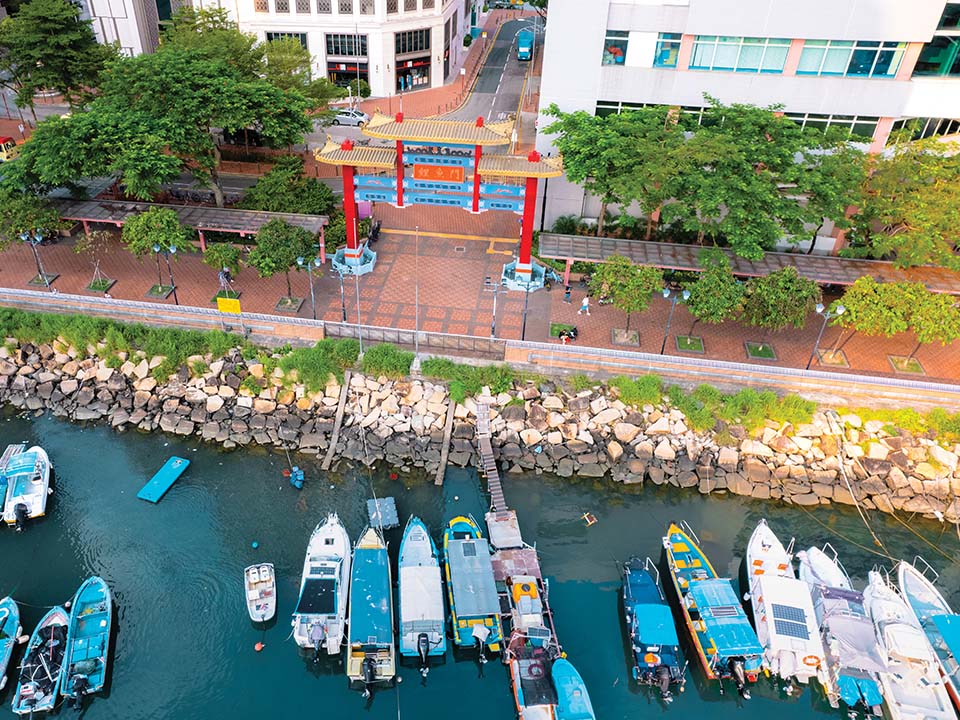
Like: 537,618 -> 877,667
332,109 -> 369,127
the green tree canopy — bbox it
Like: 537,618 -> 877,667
740,267 -> 821,330
240,156 -> 337,215
847,138 -> 960,270
0,187 -> 62,249
0,0 -> 114,112
161,7 -> 263,79
262,37 -> 345,110
588,254 -> 662,329
683,248 -> 744,325
121,207 -> 194,258
247,219 -> 316,298
203,242 -> 243,277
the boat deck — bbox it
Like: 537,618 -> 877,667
492,548 -> 542,583
487,510 -> 523,550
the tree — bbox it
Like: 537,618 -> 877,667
121,207 -> 194,290
0,187 -> 62,249
907,289 -> 960,357
740,267 -> 821,330
161,7 -> 263,79
348,78 -> 371,99
0,0 -> 114,113
683,248 -> 744,326
240,156 -> 337,215
247,219 -> 316,300
262,37 -> 345,111
588,254 -> 662,330
528,0 -> 547,19
74,229 -> 117,292
847,138 -> 960,270
203,243 -> 243,277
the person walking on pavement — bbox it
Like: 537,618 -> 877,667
563,285 -> 572,303
578,296 -> 590,316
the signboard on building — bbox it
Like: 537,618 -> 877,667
413,164 -> 465,183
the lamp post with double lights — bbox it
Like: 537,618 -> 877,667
660,287 -> 690,354
19,229 -> 51,289
296,255 -> 322,320
483,276 -> 500,338
152,243 -> 179,305
807,302 -> 845,369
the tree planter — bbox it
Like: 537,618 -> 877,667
745,342 -> 777,360
274,297 -> 304,314
817,349 -> 848,368
676,335 -> 704,353
889,355 -> 925,375
87,278 -> 116,294
212,289 -> 241,303
611,328 -> 639,347
28,273 -> 59,287
146,284 -> 174,299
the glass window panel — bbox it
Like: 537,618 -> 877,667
852,121 -> 877,138
254,0 -> 268,11
275,0 -> 289,11
822,46 -> 851,74
296,0 -> 310,12
742,37 -> 764,45
360,0 -> 373,11
797,46 -> 824,74
387,0 -> 397,12
712,41 -> 739,70
690,40 -> 714,69
317,0 -> 331,12
423,0 -> 434,7
805,119 -> 829,131
939,3 -> 960,29
873,49 -> 897,76
760,44 -> 788,72
405,0 -> 416,10
602,31 -> 629,65
847,47 -> 877,75
858,41 -> 880,48
737,44 -> 763,71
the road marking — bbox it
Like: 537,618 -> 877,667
382,229 -> 516,244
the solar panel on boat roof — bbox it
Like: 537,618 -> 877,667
772,604 -> 809,639
710,605 -> 740,618
772,604 -> 806,624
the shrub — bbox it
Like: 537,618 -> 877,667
279,338 -> 359,390
463,33 -> 473,48
420,359 -> 516,399
361,343 -> 414,378
552,215 -> 579,235
609,374 -> 662,407
569,373 -> 593,392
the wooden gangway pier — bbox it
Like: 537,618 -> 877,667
475,400 -> 506,512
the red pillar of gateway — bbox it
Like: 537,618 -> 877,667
472,144 -> 482,213
396,140 -> 404,208
516,174 -> 539,277
342,163 -> 360,260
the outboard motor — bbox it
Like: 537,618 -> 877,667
361,656 -> 377,699
729,658 -> 750,699
13,503 -> 28,532
309,623 -> 326,663
416,633 -> 430,678
471,624 -> 490,665
656,666 -> 673,702
67,674 -> 90,710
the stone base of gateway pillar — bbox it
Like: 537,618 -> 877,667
332,246 -> 377,276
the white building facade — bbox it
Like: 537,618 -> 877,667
78,0 -> 161,56
199,0 -> 468,97
536,0 -> 960,227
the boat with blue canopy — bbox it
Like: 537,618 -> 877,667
443,515 -> 503,661
60,576 -> 112,707
898,557 -> 960,712
622,556 -> 686,701
1,446 -> 51,530
346,526 -> 395,697
398,516 -> 446,677
552,658 -> 595,720
11,605 -> 69,716
0,596 -> 21,692
663,521 -> 762,698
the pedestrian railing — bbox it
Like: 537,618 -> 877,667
324,321 -> 506,358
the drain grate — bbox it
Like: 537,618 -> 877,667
454,246 -> 466,253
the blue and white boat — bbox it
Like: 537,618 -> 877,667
292,514 -> 351,655
0,444 -> 26,504
398,516 -> 446,676
797,544 -> 886,715
346,526 -> 395,697
11,605 -> 69,716
898,558 -> 960,712
0,596 -> 22,692
552,658 -> 596,720
1,446 -> 51,529
443,515 -> 503,660
60,576 -> 112,705
622,556 -> 686,701
663,521 -> 763,698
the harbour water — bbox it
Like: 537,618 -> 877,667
1,411 -> 959,720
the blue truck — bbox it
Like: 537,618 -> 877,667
517,28 -> 534,61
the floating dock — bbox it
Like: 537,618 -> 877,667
137,456 -> 191,503
367,497 -> 399,530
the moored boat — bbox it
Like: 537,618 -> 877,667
622,556 -> 685,701
0,444 -> 26,504
11,605 -> 69,716
292,513 -> 351,655
0,596 -> 21,692
744,520 -> 825,690
505,575 -> 561,720
1,446 -> 51,530
552,658 -> 596,720
244,563 -> 277,623
60,576 -> 112,705
797,544 -> 885,715
398,516 -> 445,676
346,526 -> 395,697
863,569 -> 953,720
663,521 -> 762,698
898,558 -> 960,711
443,515 -> 503,660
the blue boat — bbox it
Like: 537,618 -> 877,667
137,456 -> 190,503
0,596 -> 21,692
663,522 -> 763,698
398,516 -> 446,675
60,576 -> 112,705
346,526 -> 395,697
622,556 -> 686,700
0,444 -> 26,504
442,515 -> 503,659
552,658 -> 596,720
11,605 -> 69,716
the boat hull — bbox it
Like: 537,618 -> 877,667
2,446 -> 51,525
12,606 -> 69,715
552,658 -> 595,720
244,563 -> 277,623
346,527 -> 395,685
60,576 -> 113,699
292,514 -> 350,654
398,516 -> 446,659
0,596 -> 21,692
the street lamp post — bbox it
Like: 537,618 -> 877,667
807,302 -> 846,370
414,226 -> 420,356
153,243 -> 179,305
660,287 -> 690,355
483,276 -> 499,338
520,281 -> 531,341
296,255 -> 322,320
19,229 -> 50,289
336,271 -> 347,323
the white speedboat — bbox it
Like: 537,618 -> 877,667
863,569 -> 954,720
1,446 -> 51,529
292,514 -> 351,655
898,558 -> 960,712
244,563 -> 277,623
797,545 -> 886,715
745,520 -> 825,689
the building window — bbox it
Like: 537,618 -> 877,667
266,32 -> 307,48
892,117 -> 960,140
938,3 -> 960,30
359,0 -> 373,12
784,112 -> 879,139
326,33 -> 367,56
654,32 -> 681,68
595,100 -> 649,117
296,0 -> 310,12
317,0 -> 331,11
338,0 -> 352,12
387,0 -> 397,13
423,0 -> 434,8
328,61 -> 368,86
689,36 -> 790,73
913,36 -> 960,76
275,0 -> 289,11
404,0 -> 416,10
396,28 -> 430,54
254,0 -> 268,11
601,30 -> 628,65
797,40 -> 905,77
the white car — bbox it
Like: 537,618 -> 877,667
332,109 -> 369,127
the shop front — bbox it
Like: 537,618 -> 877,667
328,61 -> 369,87
395,56 -> 431,92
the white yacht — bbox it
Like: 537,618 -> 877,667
292,514 -> 351,655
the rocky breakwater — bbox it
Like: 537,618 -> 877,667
1,337 -> 959,523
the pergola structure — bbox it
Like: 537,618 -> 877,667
51,199 -> 328,253
314,112 -> 563,288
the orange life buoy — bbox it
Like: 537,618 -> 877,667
803,655 -> 820,667
643,653 -> 661,665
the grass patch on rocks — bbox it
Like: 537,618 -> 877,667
361,343 -> 414,379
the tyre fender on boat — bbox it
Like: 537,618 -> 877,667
802,655 -> 820,667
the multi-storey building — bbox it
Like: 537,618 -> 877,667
536,0 -> 960,229
78,0 -> 161,56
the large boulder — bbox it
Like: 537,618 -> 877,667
613,423 -> 641,444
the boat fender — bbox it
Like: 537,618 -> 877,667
802,655 -> 820,667
254,642 -> 265,652
528,662 -> 544,678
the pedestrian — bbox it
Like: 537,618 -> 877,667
563,285 -> 571,303
578,296 -> 590,316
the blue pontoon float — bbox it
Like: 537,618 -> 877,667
137,457 -> 190,503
